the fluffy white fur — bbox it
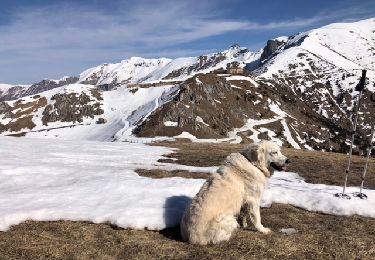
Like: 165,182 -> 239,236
180,141 -> 288,245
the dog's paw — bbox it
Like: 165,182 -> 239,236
259,227 -> 272,234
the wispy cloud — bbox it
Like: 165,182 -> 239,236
243,2 -> 375,31
0,0 -> 374,83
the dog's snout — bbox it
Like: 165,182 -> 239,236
285,158 -> 290,164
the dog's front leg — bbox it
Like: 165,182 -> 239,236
246,199 -> 271,234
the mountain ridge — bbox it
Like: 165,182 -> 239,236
1,17 -> 374,154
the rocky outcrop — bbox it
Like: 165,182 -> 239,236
260,38 -> 287,63
79,64 -> 109,85
162,54 -> 228,80
136,74 -> 260,138
0,86 -> 25,102
0,102 -> 11,114
25,77 -> 79,96
42,92 -> 103,125
163,44 -> 254,80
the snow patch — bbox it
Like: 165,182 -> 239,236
164,121 -> 178,127
174,131 -> 197,140
226,76 -> 259,87
280,119 -> 301,149
196,116 -> 209,126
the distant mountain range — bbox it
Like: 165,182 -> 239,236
1,18 -> 374,154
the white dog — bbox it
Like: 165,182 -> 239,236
180,141 -> 289,245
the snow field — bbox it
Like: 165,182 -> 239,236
0,137 -> 374,232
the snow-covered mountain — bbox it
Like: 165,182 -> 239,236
78,58 -> 172,86
261,18 -> 375,74
1,17 -> 374,153
78,44 -> 260,87
255,18 -> 375,85
0,76 -> 78,101
251,18 -> 375,143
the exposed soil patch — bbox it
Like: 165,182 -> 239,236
136,169 -> 210,179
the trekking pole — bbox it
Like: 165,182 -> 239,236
335,70 -> 367,199
353,124 -> 375,199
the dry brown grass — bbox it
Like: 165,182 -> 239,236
153,140 -> 375,188
284,147 -> 375,188
136,169 -> 211,179
1,205 -> 374,260
11,98 -> 48,119
0,98 -> 48,133
5,115 -> 36,132
1,140 -> 374,259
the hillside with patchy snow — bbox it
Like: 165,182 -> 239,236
0,82 -> 179,141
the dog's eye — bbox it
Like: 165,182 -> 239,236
270,151 -> 278,155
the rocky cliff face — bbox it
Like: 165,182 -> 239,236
259,37 -> 288,63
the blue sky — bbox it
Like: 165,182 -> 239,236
1,0 -> 375,84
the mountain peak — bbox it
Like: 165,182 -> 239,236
230,43 -> 241,49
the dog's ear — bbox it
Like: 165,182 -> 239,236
257,146 -> 271,177
242,143 -> 270,177
241,144 -> 259,162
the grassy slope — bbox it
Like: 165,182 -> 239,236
1,140 -> 374,259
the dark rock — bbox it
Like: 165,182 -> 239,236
42,92 -> 104,125
260,39 -> 287,63
96,117 -> 107,124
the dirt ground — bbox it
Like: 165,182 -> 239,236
1,140 -> 374,259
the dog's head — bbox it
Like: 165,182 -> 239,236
241,141 -> 289,177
